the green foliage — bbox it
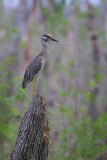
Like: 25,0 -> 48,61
68,58 -> 75,66
49,106 -> 107,160
84,91 -> 92,103
19,41 -> 27,48
59,89 -> 67,97
40,0 -> 69,34
0,63 -> 26,159
8,27 -> 18,33
58,63 -> 64,69
89,80 -> 95,87
94,72 -> 103,83
49,50 -> 106,160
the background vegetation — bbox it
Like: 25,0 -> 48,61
0,0 -> 107,159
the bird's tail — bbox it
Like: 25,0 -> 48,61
22,79 -> 27,89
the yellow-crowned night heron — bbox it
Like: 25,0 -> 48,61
22,34 -> 59,95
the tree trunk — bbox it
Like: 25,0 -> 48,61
10,94 -> 49,160
104,0 -> 107,112
87,1 -> 101,119
23,0 -> 37,72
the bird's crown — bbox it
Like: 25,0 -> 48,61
42,34 -> 52,38
41,34 -> 59,42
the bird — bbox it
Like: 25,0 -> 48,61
22,34 -> 59,95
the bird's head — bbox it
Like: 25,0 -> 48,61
41,34 -> 59,46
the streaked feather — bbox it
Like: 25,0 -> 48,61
22,54 -> 43,89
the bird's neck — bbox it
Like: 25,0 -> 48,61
41,43 -> 48,56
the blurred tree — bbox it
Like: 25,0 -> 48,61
0,0 -> 107,159
2,0 -> 37,74
103,0 -> 107,112
86,1 -> 101,119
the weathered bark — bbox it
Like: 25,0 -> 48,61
10,94 -> 49,160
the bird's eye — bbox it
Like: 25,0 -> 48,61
44,38 -> 48,42
42,36 -> 48,42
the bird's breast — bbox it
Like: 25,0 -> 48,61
41,57 -> 46,69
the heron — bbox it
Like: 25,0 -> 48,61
22,34 -> 59,95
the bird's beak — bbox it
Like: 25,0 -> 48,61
50,37 -> 59,42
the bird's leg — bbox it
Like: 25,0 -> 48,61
32,78 -> 36,96
33,79 -> 36,95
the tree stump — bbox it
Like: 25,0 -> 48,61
10,94 -> 49,160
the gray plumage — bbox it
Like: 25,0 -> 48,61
22,34 -> 58,90
22,54 -> 43,89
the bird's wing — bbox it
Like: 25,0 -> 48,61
22,54 -> 42,89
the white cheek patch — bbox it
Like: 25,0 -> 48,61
42,36 -> 48,40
